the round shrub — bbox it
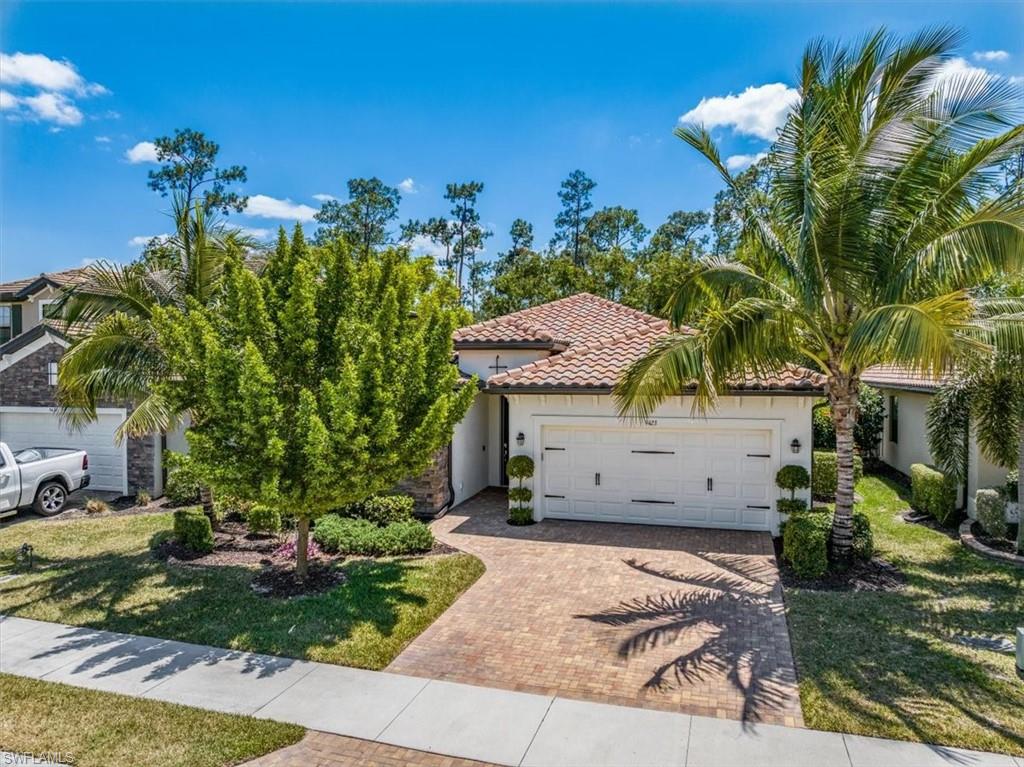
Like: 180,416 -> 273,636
782,512 -> 830,578
975,489 -> 1008,539
508,487 -> 533,503
812,450 -> 864,499
777,498 -> 808,515
506,455 -> 535,479
776,465 -> 810,496
313,515 -> 377,553
336,495 -> 415,526
173,507 -> 214,554
214,495 -> 253,520
508,506 -> 534,526
910,464 -> 958,527
852,510 -> 873,561
377,520 -> 434,555
247,504 -> 282,534
163,451 -> 202,506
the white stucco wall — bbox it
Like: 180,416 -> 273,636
451,393 -> 490,506
457,349 -> 550,381
503,392 -> 816,535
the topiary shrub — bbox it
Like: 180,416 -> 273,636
812,451 -> 863,499
852,510 -> 873,561
910,464 -> 958,527
776,465 -> 810,496
506,455 -> 535,526
782,512 -> 830,578
777,498 -> 808,515
163,451 -> 201,505
247,504 -> 283,534
975,489 -> 1008,539
173,507 -> 214,553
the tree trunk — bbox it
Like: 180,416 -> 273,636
199,485 -> 216,529
295,517 -> 310,581
828,372 -> 859,565
1017,421 -> 1023,555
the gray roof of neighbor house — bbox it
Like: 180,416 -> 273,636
0,268 -> 92,301
456,293 -> 826,394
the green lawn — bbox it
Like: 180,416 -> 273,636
0,673 -> 303,767
787,475 -> 1024,756
0,512 -> 484,669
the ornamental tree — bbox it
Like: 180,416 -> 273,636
154,229 -> 475,578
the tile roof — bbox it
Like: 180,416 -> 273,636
454,292 -> 666,348
0,268 -> 93,298
861,364 -> 949,392
464,293 -> 825,393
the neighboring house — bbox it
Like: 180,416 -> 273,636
0,269 -> 162,497
406,293 -> 824,535
862,365 -> 1009,516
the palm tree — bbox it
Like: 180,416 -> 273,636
57,195 -> 254,518
614,28 -> 1024,562
927,354 -> 1024,552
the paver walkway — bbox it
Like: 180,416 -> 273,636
2,616 -> 1019,767
390,489 -> 802,726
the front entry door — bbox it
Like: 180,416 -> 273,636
500,396 -> 510,485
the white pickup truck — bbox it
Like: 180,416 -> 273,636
0,442 -> 91,519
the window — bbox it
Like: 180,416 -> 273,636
39,299 -> 62,321
888,395 -> 899,444
0,306 -> 10,344
48,361 -> 58,386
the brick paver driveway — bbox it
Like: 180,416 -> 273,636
389,489 -> 803,727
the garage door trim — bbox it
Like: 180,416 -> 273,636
532,415 -> 783,532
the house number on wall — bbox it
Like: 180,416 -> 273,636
644,419 -> 658,426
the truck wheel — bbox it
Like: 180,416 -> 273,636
34,482 -> 68,517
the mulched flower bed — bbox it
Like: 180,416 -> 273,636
970,522 -> 1020,556
899,509 -> 959,540
773,537 -> 906,592
250,562 -> 347,598
52,498 -> 170,521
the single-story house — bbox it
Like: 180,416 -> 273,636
861,365 -> 1010,516
0,269 -> 164,496
406,293 -> 824,535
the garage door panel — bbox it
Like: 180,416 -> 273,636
541,424 -> 775,531
0,408 -> 126,493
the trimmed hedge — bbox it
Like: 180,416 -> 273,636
247,504 -> 282,534
173,507 -> 214,553
812,451 -> 863,499
164,452 -> 201,506
975,489 -> 1008,539
337,495 -> 415,527
910,464 -> 958,527
313,515 -> 434,555
783,512 -> 830,578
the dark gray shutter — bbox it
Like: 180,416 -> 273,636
11,305 -> 22,337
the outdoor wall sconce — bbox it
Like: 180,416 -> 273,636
790,438 -> 802,454
516,432 -> 525,447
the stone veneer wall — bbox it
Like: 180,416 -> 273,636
0,342 -> 156,494
395,446 -> 449,515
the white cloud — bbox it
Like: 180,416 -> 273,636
124,141 -> 159,164
397,177 -> 418,194
973,50 -> 1010,62
238,226 -> 272,239
0,52 -> 107,95
680,82 -> 799,140
128,234 -> 170,247
725,152 -> 767,171
934,57 -> 995,87
1010,75 -> 1024,86
312,193 -> 338,202
22,92 -> 82,126
244,194 -> 317,222
0,52 -> 108,127
94,135 -> 111,143
406,234 -> 448,261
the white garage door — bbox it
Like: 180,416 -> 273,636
541,425 -> 775,530
0,407 -> 128,493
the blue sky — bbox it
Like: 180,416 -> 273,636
2,1 -> 1022,279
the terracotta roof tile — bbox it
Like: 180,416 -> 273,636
861,364 -> 949,392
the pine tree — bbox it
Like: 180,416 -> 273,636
155,232 -> 474,579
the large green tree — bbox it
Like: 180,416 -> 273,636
551,170 -> 597,267
313,177 -> 401,255
154,234 -> 474,578
147,128 -> 248,215
614,28 -> 1024,562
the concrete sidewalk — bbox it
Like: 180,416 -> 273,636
1,615 -> 1019,767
